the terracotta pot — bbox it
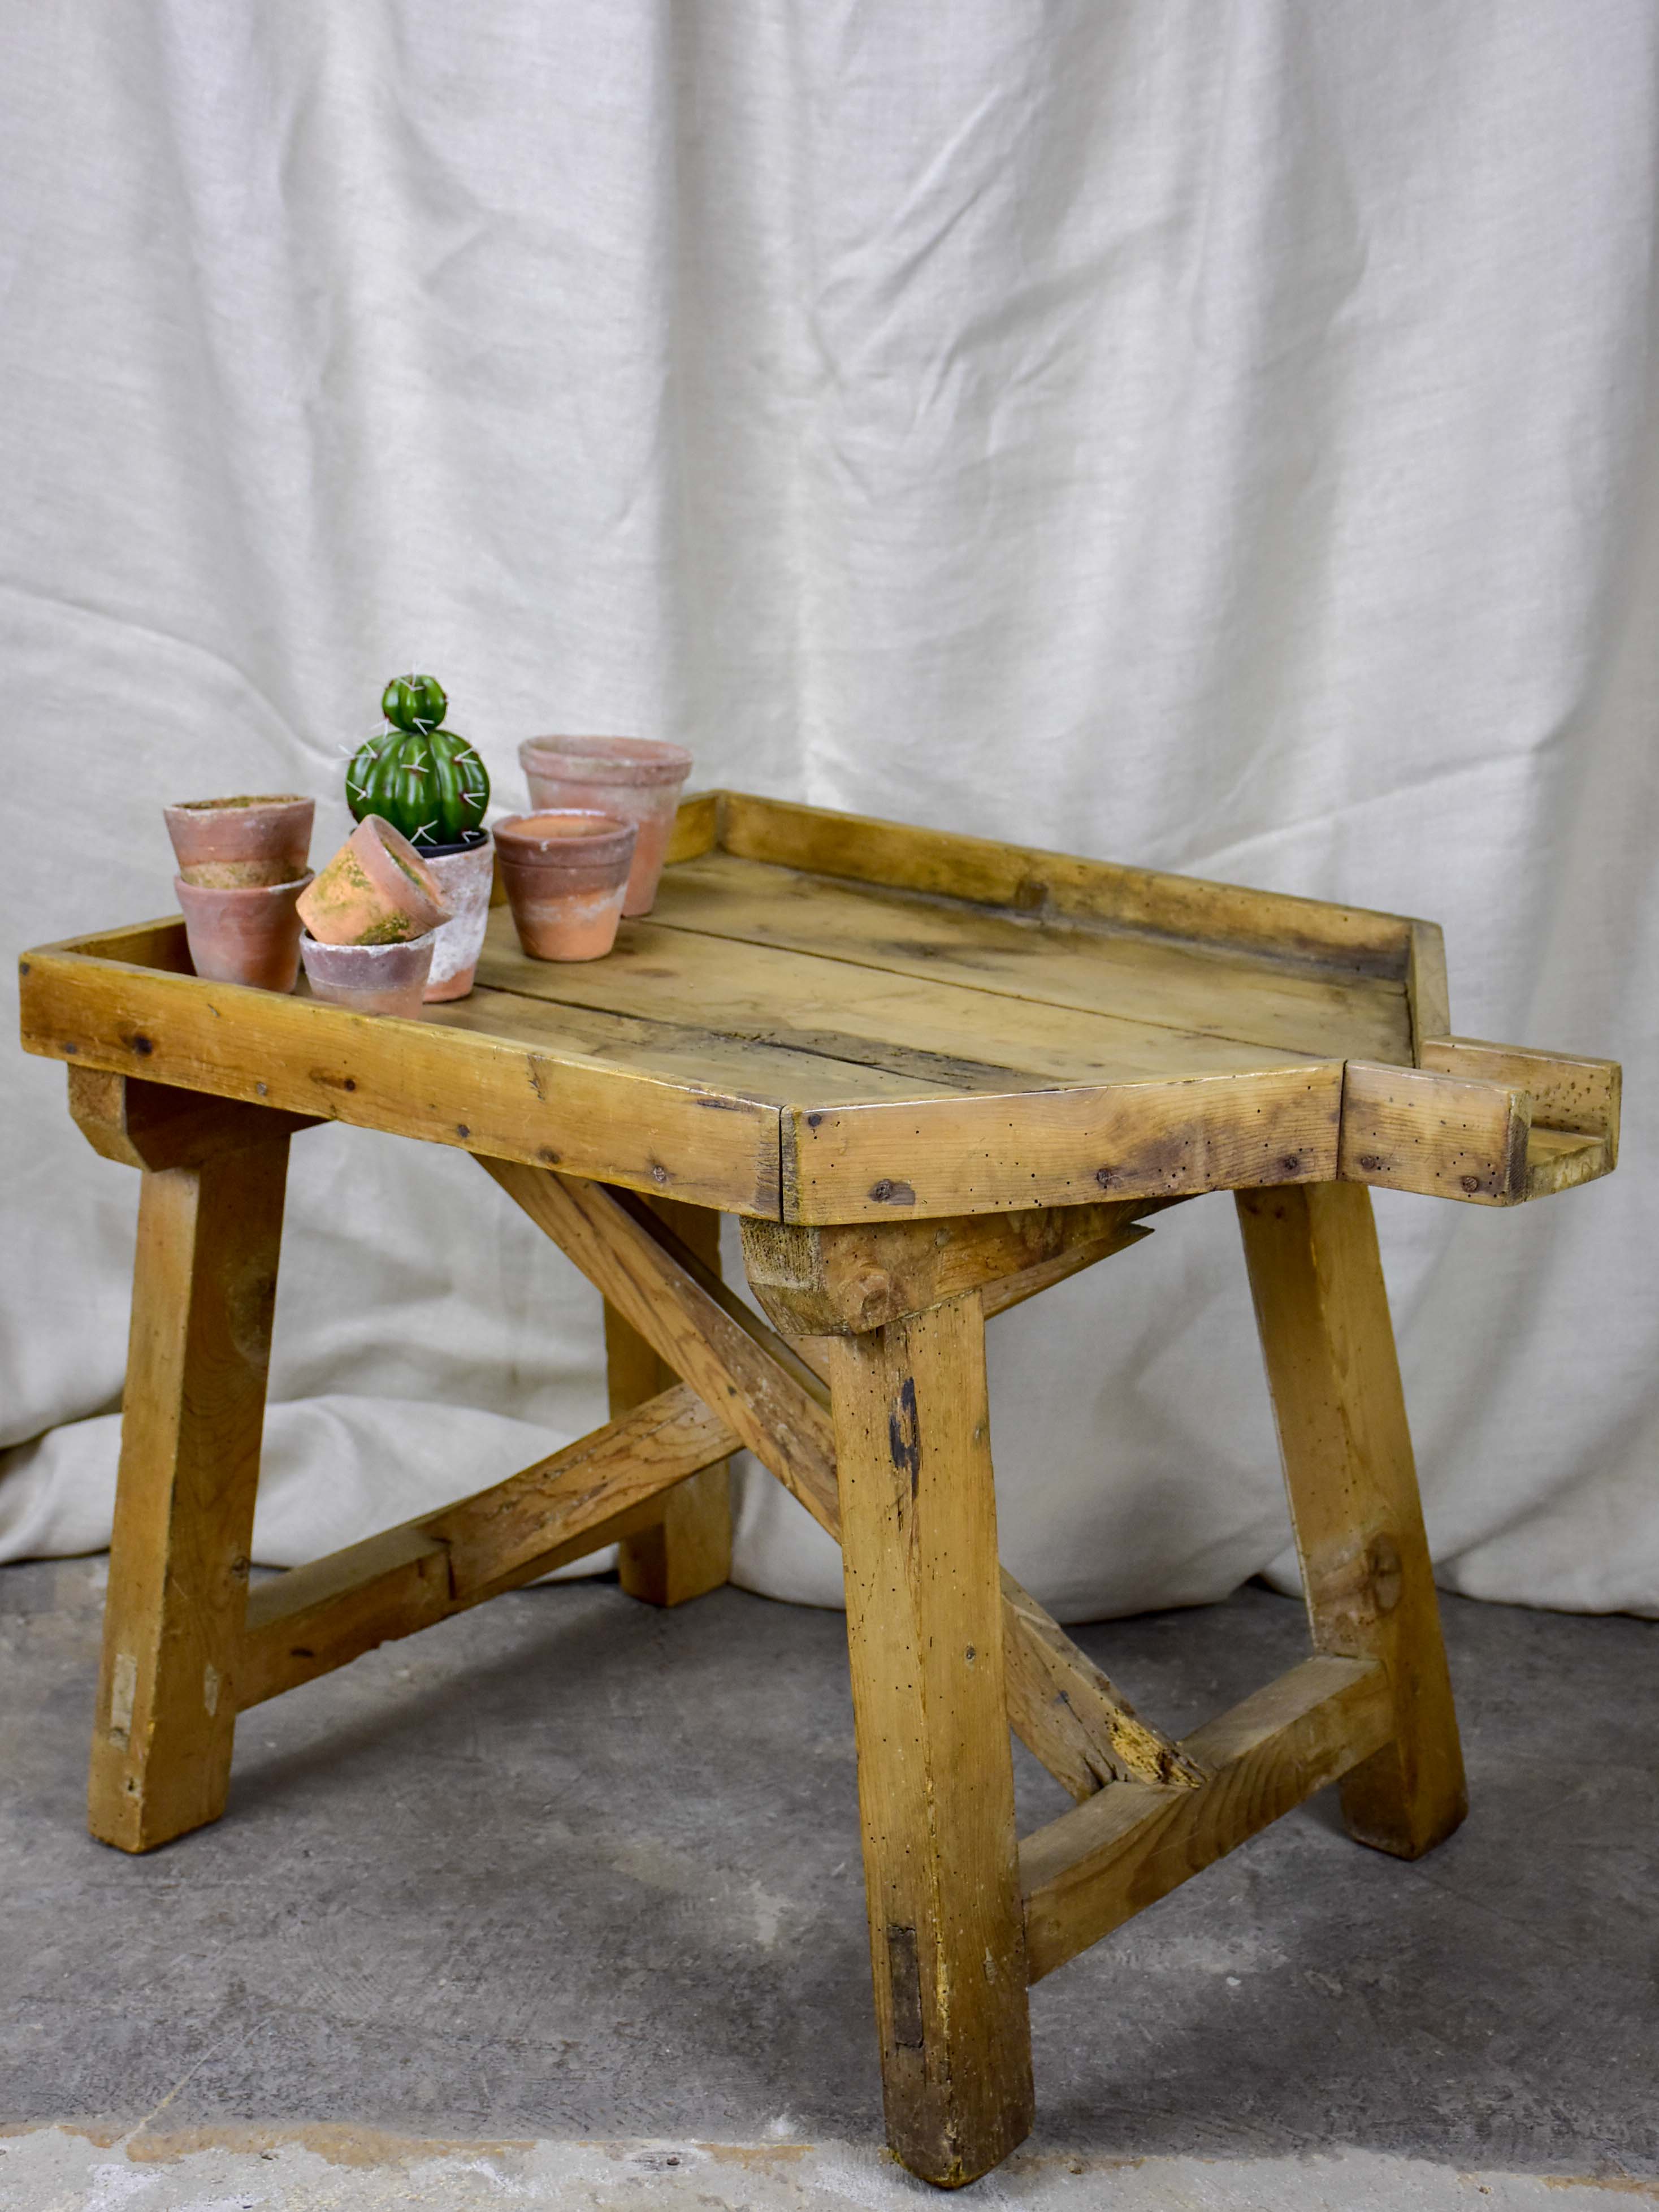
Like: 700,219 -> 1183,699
164,794 -> 314,888
297,815 -> 448,946
495,811 -> 638,962
517,737 -> 691,917
421,830 -> 495,1001
299,929 -> 436,1017
175,872 -> 311,992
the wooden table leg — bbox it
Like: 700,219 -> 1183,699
89,1138 -> 291,1852
1236,1182 -> 1467,1859
823,1285 -> 1033,2188
607,1197 -> 732,1607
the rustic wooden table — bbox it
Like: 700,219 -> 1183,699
19,790 -> 1621,2188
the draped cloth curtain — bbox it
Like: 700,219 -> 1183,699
3,1 -> 1656,1616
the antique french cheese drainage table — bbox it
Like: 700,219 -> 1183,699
18,791 -> 1622,2189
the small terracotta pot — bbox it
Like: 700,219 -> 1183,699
495,811 -> 638,962
300,929 -> 436,1017
297,815 -> 448,946
517,737 -> 691,917
421,830 -> 495,1001
175,872 -> 311,992
164,794 -> 314,889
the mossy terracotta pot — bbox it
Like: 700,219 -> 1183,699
420,829 -> 495,1001
299,928 -> 436,1017
517,737 -> 691,917
175,872 -> 311,992
164,794 -> 314,888
297,815 -> 448,946
495,811 -> 638,962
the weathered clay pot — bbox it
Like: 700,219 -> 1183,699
299,928 -> 436,1017
297,815 -> 448,946
495,811 -> 638,962
164,794 -> 314,888
517,738 -> 691,917
175,872 -> 311,992
420,829 -> 495,1001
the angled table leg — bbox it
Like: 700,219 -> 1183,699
822,1284 -> 1033,2188
606,1197 -> 731,1607
89,1136 -> 291,1852
1236,1181 -> 1467,1859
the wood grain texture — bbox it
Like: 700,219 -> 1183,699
477,911 -> 1348,1093
479,1159 -> 1189,1797
825,1294 -> 1033,2186
240,1382 -> 737,1706
715,791 -> 1422,977
1419,1036 -> 1621,1163
89,1140 -> 290,1851
651,849 -> 1414,1062
783,1064 -> 1344,1223
1406,923 -> 1452,1058
608,1198 -> 733,1607
1339,1061 -> 1531,1203
20,940 -> 783,1215
68,1067 -> 320,1170
1236,1183 -> 1467,1859
1020,1656 -> 1392,1982
739,1199 -> 1154,1335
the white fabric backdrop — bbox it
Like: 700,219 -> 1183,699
2,1 -> 1655,1616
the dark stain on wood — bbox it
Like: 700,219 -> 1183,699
870,1179 -> 916,1205
886,1923 -> 925,2049
889,1376 -> 921,1499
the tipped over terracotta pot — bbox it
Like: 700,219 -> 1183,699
495,811 -> 638,961
176,872 -> 311,992
517,738 -> 691,916
165,794 -> 314,888
297,815 -> 448,946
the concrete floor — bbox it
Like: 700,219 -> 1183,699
2,1559 -> 1654,2209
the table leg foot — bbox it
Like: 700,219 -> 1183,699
1237,1183 -> 1467,1860
608,1200 -> 732,1608
89,1141 -> 289,1852
825,1287 -> 1033,2187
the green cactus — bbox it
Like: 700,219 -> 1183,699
346,673 -> 490,849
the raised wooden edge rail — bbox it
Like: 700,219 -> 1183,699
19,792 -> 1619,1219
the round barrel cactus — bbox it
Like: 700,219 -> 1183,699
346,673 -> 490,849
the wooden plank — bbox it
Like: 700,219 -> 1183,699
999,1576 -> 1206,1796
1236,1183 -> 1467,1859
783,1063 -> 1345,1224
664,788 -> 722,865
824,1292 -> 1033,2185
1406,924 -> 1452,1058
475,912 -> 1340,1094
1419,1035 -> 1621,1163
239,1383 -> 738,1707
68,1067 -> 320,1171
19,944 -> 784,1217
1339,1061 -> 1530,1204
652,849 -> 1414,1061
981,1224 -> 1155,1319
1524,1126 -> 1613,1198
1020,1656 -> 1392,1982
478,1160 -> 1192,1795
89,1140 -> 291,1851
431,968 -> 965,1108
716,791 -> 1421,978
739,1198 -> 1154,1335
608,1199 -> 733,1608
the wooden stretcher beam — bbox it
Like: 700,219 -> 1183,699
479,1157 -> 1202,1795
239,1382 -> 737,1708
1019,1655 -> 1392,1983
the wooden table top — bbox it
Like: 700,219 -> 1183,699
19,790 -> 1618,1223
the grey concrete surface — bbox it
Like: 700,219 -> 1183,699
2,1559 -> 1654,2208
